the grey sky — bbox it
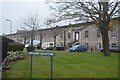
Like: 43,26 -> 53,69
0,3 -> 2,35
0,0 -> 117,35
1,0 -> 51,35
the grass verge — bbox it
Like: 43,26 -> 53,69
5,50 -> 118,78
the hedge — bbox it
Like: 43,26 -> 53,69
8,42 -> 24,51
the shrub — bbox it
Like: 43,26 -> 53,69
2,51 -> 25,73
23,48 -> 28,53
8,42 -> 24,51
27,46 -> 35,52
16,51 -> 24,60
7,51 -> 13,56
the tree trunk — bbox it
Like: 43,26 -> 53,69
54,36 -> 56,48
40,35 -> 42,49
100,2 -> 110,56
24,38 -> 26,45
101,28 -> 110,56
31,30 -> 34,46
64,31 -> 66,49
99,21 -> 110,56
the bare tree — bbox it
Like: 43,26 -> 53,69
22,31 -> 30,45
48,0 -> 120,56
36,31 -> 46,49
44,18 -> 61,48
52,26 -> 61,48
16,30 -> 30,44
22,13 -> 41,46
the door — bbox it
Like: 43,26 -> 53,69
74,32 -> 80,42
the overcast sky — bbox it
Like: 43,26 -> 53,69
0,0 -> 118,35
0,0 -> 53,35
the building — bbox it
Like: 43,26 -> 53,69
5,18 -> 120,51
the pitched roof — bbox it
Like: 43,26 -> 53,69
0,36 -> 14,43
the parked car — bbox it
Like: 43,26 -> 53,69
100,46 -> 120,53
47,46 -> 54,50
37,42 -> 54,50
72,42 -> 80,47
69,45 -> 87,52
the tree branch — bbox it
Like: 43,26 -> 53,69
109,1 -> 120,17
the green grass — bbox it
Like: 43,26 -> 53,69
6,50 -> 118,78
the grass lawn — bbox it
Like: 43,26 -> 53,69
5,50 -> 118,78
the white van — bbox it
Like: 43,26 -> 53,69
42,42 -> 54,50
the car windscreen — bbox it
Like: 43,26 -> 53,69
73,45 -> 79,48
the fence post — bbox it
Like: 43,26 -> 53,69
50,56 -> 53,80
30,55 -> 33,80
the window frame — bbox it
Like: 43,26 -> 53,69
85,30 -> 89,38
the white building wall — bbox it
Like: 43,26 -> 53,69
5,20 -> 119,50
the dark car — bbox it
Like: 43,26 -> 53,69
69,45 -> 87,52
47,46 -> 54,50
100,46 -> 120,53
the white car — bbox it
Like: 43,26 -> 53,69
42,42 -> 54,50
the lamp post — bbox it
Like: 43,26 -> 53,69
6,19 -> 12,34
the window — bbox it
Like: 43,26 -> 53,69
85,30 -> 88,38
97,43 -> 101,49
111,43 -> 116,47
61,43 -> 63,47
111,29 -> 117,38
97,29 -> 101,37
67,43 -> 71,48
68,32 -> 70,38
85,43 -> 89,48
